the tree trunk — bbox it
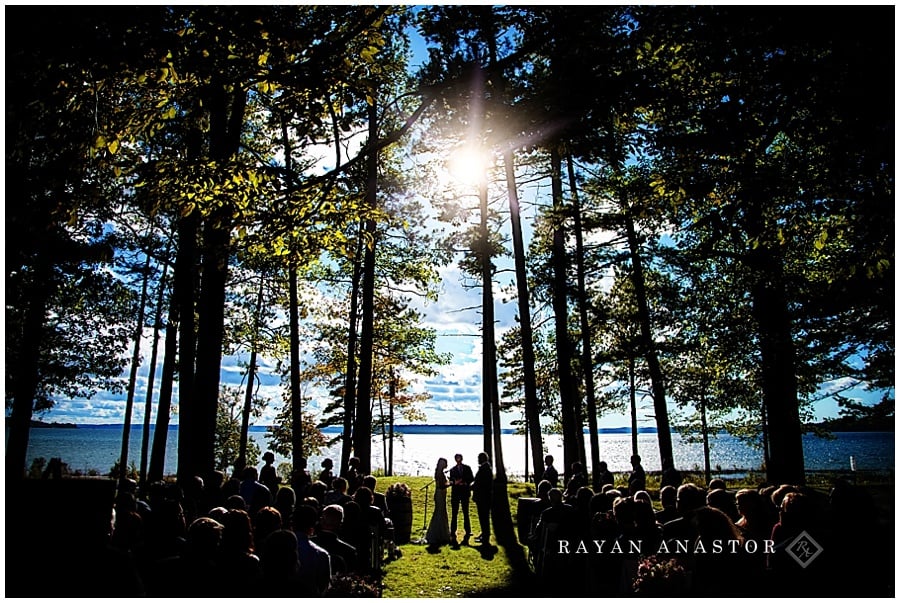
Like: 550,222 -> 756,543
742,189 -> 804,485
6,253 -> 52,481
623,208 -> 675,472
118,252 -> 151,485
189,82 -> 246,481
140,258 -> 169,487
289,264 -> 304,466
341,226 -> 364,476
761,397 -> 771,471
701,397 -> 711,486
175,211 -> 198,482
566,154 -> 602,489
630,354 -> 639,457
502,148 -> 545,483
235,277 -> 264,477
354,99 -> 379,475
549,147 -> 584,478
388,373 -> 396,476
280,116 -> 305,470
192,218 -> 230,479
149,288 -> 179,483
478,176 -> 494,457
750,258 -> 805,485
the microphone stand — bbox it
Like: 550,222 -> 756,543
420,479 -> 434,530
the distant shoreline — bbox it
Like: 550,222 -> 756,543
30,420 -> 77,429
25,422 -> 893,434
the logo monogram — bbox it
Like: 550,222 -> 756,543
786,531 -> 823,568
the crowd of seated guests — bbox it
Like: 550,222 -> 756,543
524,462 -> 888,597
100,457 -> 392,597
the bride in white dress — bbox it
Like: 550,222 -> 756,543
424,457 -> 451,546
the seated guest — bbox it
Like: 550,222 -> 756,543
312,504 -> 359,574
325,477 -> 352,507
655,485 -> 679,524
291,504 -> 332,595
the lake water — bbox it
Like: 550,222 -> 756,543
13,425 -> 894,479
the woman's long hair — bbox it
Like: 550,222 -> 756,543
435,458 -> 448,484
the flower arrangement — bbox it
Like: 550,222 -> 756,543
632,555 -> 689,595
326,573 -> 380,597
386,482 -> 411,499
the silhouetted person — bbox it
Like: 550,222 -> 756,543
274,485 -> 297,528
343,456 -> 363,495
217,508 -> 262,596
318,458 -> 336,489
735,488 -> 774,544
259,529 -> 316,597
566,461 -> 588,493
260,451 -> 280,497
541,454 -> 559,487
150,517 -> 223,597
143,497 -> 187,564
473,452 -> 493,545
660,457 -> 682,488
662,482 -> 707,544
707,487 -> 740,523
708,477 -> 727,492
240,466 -> 273,515
325,477 -> 352,506
363,474 -> 390,518
596,461 -> 615,489
201,470 -> 227,516
352,486 -> 387,574
291,457 -> 312,501
655,485 -> 679,524
291,504 -> 332,595
308,480 -> 328,508
313,504 -> 359,574
627,455 -> 646,495
253,505 -> 283,550
448,453 -> 474,544
690,506 -> 751,596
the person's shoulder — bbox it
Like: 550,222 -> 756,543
310,539 -> 331,557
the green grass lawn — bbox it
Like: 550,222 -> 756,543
375,475 -> 531,598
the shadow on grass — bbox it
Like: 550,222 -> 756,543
472,537 -> 540,596
474,543 -> 498,560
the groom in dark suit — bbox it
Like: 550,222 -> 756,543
448,453 -> 474,545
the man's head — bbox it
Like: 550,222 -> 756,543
599,461 -> 608,471
537,480 -> 552,497
676,483 -> 706,514
477,452 -> 489,465
320,504 -> 344,532
454,454 -> 463,464
291,504 -> 319,535
332,477 -> 348,494
544,454 -> 554,466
